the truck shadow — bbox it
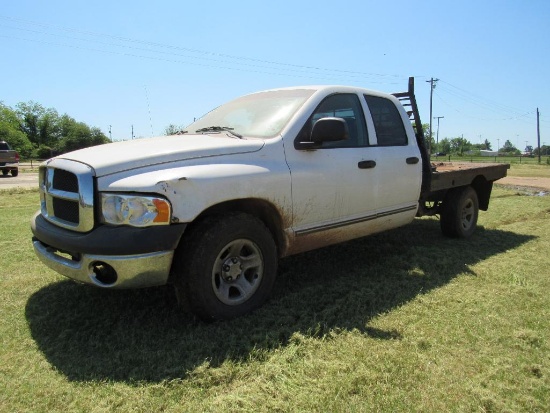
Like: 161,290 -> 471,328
25,219 -> 534,383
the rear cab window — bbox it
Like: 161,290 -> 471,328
364,95 -> 408,146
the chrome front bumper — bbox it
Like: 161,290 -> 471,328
33,240 -> 174,289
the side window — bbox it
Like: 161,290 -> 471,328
364,95 -> 408,146
296,93 -> 368,148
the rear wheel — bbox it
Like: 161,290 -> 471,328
1,170 -> 8,176
173,213 -> 278,321
11,169 -> 18,177
440,186 -> 479,238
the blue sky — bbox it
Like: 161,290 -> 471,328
1,0 -> 548,151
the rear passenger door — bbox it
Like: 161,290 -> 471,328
363,94 -> 422,214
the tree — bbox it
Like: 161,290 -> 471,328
15,102 -> 60,148
533,145 -> 549,156
418,123 -> 436,153
3,101 -> 109,156
483,139 -> 492,150
0,102 -> 20,128
450,137 -> 472,155
57,121 -> 109,153
0,123 -> 33,157
438,138 -> 451,154
0,103 -> 33,157
164,124 -> 186,135
500,140 -> 519,155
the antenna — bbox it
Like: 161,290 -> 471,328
144,86 -> 154,137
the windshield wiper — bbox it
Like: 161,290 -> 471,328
195,126 -> 242,138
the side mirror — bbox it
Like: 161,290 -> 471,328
296,117 -> 349,149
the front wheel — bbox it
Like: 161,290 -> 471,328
173,213 -> 278,321
440,186 -> 479,238
11,169 -> 18,177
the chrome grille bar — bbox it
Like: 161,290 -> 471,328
39,159 -> 95,232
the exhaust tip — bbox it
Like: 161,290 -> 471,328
90,261 -> 118,286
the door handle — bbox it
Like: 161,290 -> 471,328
406,157 -> 419,164
358,160 -> 376,169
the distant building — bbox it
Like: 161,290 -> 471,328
480,150 -> 498,156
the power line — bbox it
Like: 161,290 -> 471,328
0,15 -> 407,83
437,80 -> 528,117
0,32 -> 407,86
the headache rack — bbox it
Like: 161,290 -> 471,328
392,77 -> 432,194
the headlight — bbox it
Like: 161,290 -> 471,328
101,193 -> 171,227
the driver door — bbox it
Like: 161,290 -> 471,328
284,93 -> 379,253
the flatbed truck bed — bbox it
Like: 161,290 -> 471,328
430,162 -> 510,192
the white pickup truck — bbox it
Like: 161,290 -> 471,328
31,78 -> 508,320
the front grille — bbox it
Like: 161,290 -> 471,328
53,169 -> 79,192
53,198 -> 80,224
39,159 -> 95,232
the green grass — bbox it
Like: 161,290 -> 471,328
1,188 -> 549,412
505,163 -> 550,178
433,154 -> 550,167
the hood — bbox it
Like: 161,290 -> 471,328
56,134 -> 265,177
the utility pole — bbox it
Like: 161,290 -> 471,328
537,108 -> 541,163
426,78 -> 439,155
434,116 -> 444,150
131,125 -> 134,140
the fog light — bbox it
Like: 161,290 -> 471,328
91,261 -> 117,285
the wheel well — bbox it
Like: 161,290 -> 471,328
191,198 -> 288,257
421,176 -> 493,215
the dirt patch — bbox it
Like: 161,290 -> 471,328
495,176 -> 550,194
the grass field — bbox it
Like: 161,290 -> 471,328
1,187 -> 548,412
504,163 -> 550,179
434,154 -> 550,167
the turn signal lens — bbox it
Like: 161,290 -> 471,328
152,198 -> 171,223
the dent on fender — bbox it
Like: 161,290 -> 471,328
154,178 -> 190,223
155,176 -> 188,195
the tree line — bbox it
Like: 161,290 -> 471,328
0,101 -> 109,159
435,137 -> 548,156
421,124 -> 547,156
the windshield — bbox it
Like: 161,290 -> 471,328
187,89 -> 314,138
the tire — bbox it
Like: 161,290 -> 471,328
1,170 -> 8,176
11,169 -> 18,177
440,186 -> 479,238
173,213 -> 278,321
